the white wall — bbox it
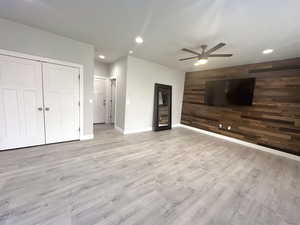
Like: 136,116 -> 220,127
94,60 -> 109,77
0,18 -> 95,136
125,56 -> 185,133
109,57 -> 128,130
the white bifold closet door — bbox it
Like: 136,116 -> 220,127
42,63 -> 80,144
0,55 -> 45,150
0,54 -> 80,150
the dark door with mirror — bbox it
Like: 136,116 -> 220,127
153,83 -> 172,131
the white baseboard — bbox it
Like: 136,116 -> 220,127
114,126 -> 124,133
80,134 -> 94,141
123,127 -> 152,135
179,124 -> 300,162
123,124 -> 181,135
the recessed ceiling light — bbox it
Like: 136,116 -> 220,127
98,55 -> 105,59
262,49 -> 274,54
129,50 -> 134,54
135,36 -> 143,44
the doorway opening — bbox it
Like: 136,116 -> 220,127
93,76 -> 117,136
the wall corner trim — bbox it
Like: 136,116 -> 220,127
179,124 -> 300,162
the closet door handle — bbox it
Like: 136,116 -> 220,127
45,107 -> 50,111
37,107 -> 43,111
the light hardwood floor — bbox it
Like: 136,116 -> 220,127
0,125 -> 300,225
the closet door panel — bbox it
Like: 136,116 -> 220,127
0,55 -> 45,150
42,63 -> 80,144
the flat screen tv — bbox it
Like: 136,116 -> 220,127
204,78 -> 256,106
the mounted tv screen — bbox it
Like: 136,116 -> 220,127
204,78 -> 256,106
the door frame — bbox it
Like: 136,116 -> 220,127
108,76 -> 118,127
153,83 -> 172,131
0,49 -> 85,140
109,78 -> 117,124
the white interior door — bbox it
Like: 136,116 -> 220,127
42,63 -> 80,144
0,55 -> 45,150
93,77 -> 106,124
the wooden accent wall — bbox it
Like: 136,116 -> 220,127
181,58 -> 300,156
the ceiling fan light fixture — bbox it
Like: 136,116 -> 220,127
262,49 -> 274,54
197,58 -> 208,65
180,43 -> 232,65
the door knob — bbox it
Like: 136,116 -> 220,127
37,107 -> 43,111
45,107 -> 50,111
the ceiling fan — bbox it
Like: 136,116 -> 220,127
179,43 -> 233,65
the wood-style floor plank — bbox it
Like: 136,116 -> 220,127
0,124 -> 299,225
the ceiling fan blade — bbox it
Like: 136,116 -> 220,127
179,56 -> 199,61
205,43 -> 226,55
181,48 -> 201,56
208,54 -> 233,57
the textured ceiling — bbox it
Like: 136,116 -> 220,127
0,0 -> 300,71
